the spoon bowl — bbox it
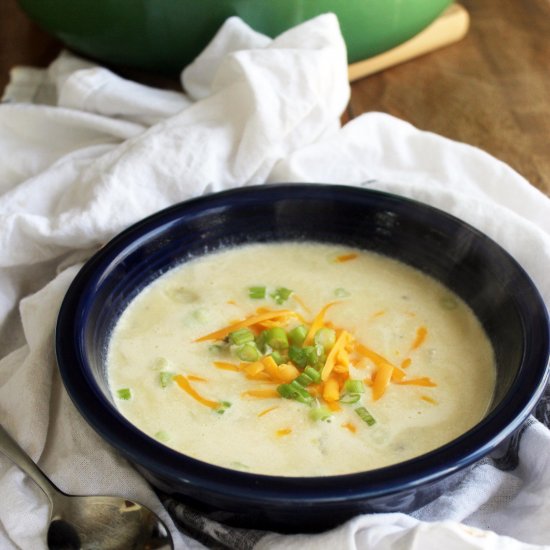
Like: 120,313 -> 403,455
0,424 -> 173,550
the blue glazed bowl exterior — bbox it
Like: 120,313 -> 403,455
56,184 -> 549,532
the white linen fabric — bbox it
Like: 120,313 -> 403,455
0,14 -> 549,550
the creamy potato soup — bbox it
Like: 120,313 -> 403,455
107,242 -> 496,476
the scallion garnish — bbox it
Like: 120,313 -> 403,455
208,344 -> 224,353
288,345 -> 307,368
294,372 -> 313,386
314,327 -> 336,352
248,286 -> 266,299
236,343 -> 261,362
228,327 -> 255,346
270,351 -> 286,365
262,327 -> 289,351
303,366 -> 321,383
340,381 -> 364,404
166,286 -> 198,303
154,430 -> 170,442
288,325 -> 307,347
355,406 -> 376,426
230,461 -> 251,471
334,287 -> 350,298
216,401 -> 232,415
344,380 -> 365,394
151,357 -> 169,371
192,308 -> 209,323
309,406 -> 333,422
277,381 -> 314,404
270,287 -> 293,305
303,345 -> 324,367
117,388 -> 132,400
255,331 -> 267,353
440,296 -> 458,310
294,365 -> 322,387
159,371 -> 174,388
339,393 -> 361,404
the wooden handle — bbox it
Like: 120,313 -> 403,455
348,3 -> 470,82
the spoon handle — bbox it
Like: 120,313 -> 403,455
0,424 -> 59,504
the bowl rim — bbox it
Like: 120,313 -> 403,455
55,183 -> 550,505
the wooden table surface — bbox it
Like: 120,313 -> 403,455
2,0 -> 549,196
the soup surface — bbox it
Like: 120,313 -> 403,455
107,242 -> 496,476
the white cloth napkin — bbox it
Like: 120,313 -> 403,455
1,13 -> 549,550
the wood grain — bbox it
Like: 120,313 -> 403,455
0,0 -> 61,91
349,0 -> 550,195
1,0 -> 549,195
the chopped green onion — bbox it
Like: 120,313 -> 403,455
334,287 -> 350,298
154,430 -> 170,442
288,325 -> 308,347
192,308 -> 209,323
303,366 -> 321,383
295,372 -> 313,386
270,351 -> 286,365
277,383 -> 295,399
314,327 -> 336,352
228,328 -> 255,346
236,343 -> 261,362
309,406 -> 333,422
117,388 -> 132,400
270,287 -> 293,305
151,357 -> 169,371
255,331 -> 268,352
277,381 -> 314,404
288,345 -> 307,368
248,286 -> 266,299
166,286 -> 198,303
263,327 -> 289,350
355,406 -> 376,426
339,393 -> 361,404
340,379 -> 364,404
159,372 -> 174,388
208,344 -> 224,354
293,367 -> 321,387
344,380 -> 365,394
303,345 -> 324,367
216,401 -> 232,414
440,296 -> 458,310
230,461 -> 251,471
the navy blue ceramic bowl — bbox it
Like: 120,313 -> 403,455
56,184 -> 549,532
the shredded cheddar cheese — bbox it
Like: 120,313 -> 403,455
195,309 -> 296,342
213,361 -> 241,372
342,422 -> 357,433
411,326 -> 428,350
258,406 -> 279,417
335,253 -> 358,263
241,388 -> 281,399
197,300 -> 437,414
174,375 -> 220,409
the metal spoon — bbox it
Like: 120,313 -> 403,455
0,424 -> 174,549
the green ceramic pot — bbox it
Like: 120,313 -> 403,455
18,0 -> 452,73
